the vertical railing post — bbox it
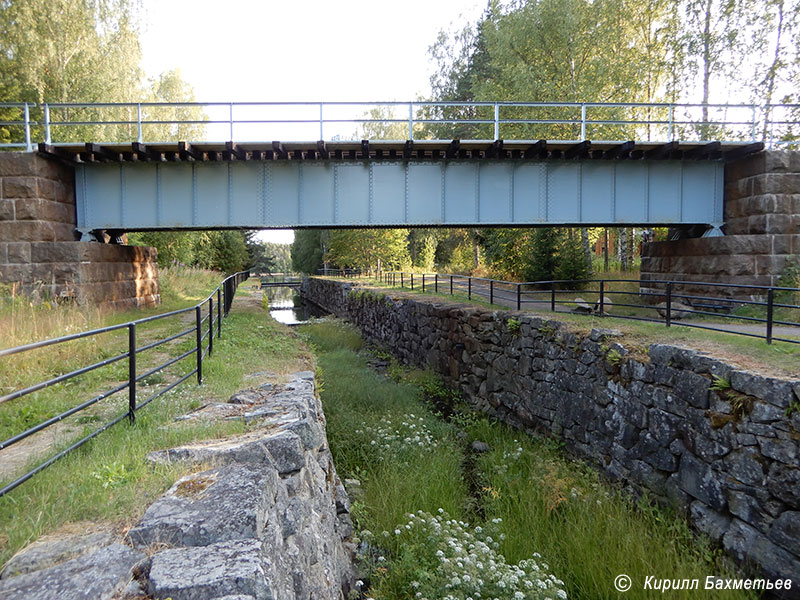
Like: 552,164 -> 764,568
450,275 -> 453,295
665,282 -> 673,328
667,105 -> 674,141
136,103 -> 143,143
516,283 -> 521,311
195,306 -> 203,384
411,273 -> 414,290
401,272 -> 404,288
490,280 -> 494,305
580,103 -> 587,140
217,288 -> 222,338
751,105 -> 757,143
551,281 -> 556,312
599,280 -> 605,317
494,103 -> 500,139
422,274 -> 425,292
208,298 -> 214,356
408,102 -> 414,140
44,104 -> 51,145
128,323 -> 136,423
435,273 -> 438,293
766,288 -> 774,345
468,277 -> 472,300
229,102 -> 234,141
319,102 -> 324,140
23,103 -> 32,152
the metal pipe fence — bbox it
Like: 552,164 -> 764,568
322,270 -> 800,345
1,101 -> 799,149
0,270 -> 249,498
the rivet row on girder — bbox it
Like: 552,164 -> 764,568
120,164 -> 126,227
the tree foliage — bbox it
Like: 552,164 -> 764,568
128,230 -> 250,274
326,229 -> 410,272
0,0 -> 204,144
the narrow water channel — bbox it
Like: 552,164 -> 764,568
263,286 -> 328,325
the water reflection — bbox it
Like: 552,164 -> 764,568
263,286 -> 327,325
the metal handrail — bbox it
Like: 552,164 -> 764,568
333,270 -> 799,346
0,270 -> 250,498
1,101 -> 799,150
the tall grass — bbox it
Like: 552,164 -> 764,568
0,284 -> 310,568
301,319 -> 756,600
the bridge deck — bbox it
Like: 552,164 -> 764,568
40,139 -> 761,163
48,139 -> 764,234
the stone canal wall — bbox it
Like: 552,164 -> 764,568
0,371 -> 356,600
0,153 -> 159,308
303,277 -> 800,586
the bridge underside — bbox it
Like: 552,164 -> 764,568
43,140 -> 757,232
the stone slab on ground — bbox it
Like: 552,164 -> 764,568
128,463 -> 279,549
0,543 -> 145,600
147,539 -> 271,600
0,530 -> 116,579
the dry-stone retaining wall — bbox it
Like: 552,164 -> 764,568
0,371 -> 356,600
304,277 -> 800,590
0,153 -> 159,308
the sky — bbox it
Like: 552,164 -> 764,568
139,1 -> 485,245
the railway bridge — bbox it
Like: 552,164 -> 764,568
0,100 -> 797,305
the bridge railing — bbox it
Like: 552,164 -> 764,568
0,270 -> 249,498
322,270 -> 800,346
2,101 -> 799,149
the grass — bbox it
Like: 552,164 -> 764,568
0,271 -> 311,568
301,319 -> 756,600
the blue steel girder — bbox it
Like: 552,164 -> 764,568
75,158 -> 723,231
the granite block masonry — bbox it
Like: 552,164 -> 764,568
0,152 -> 159,308
303,277 -> 800,591
0,371 -> 356,600
641,151 -> 800,300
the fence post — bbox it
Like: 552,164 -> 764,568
599,280 -> 605,317
665,282 -> 672,328
195,306 -> 203,384
208,298 -> 214,356
411,273 -> 414,290
766,288 -> 774,345
435,274 -> 438,293
551,281 -> 556,312
128,323 -> 136,423
217,288 -> 222,338
468,277 -> 472,300
494,103 -> 500,140
516,283 -> 521,310
450,275 -> 454,295
422,274 -> 425,292
401,273 -> 404,288
490,280 -> 494,304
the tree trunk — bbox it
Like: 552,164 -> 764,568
762,0 -> 785,141
581,227 -> 591,274
619,227 -> 628,272
603,228 -> 609,271
700,0 -> 713,139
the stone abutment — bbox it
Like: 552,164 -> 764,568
0,153 -> 158,309
641,151 -> 800,300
